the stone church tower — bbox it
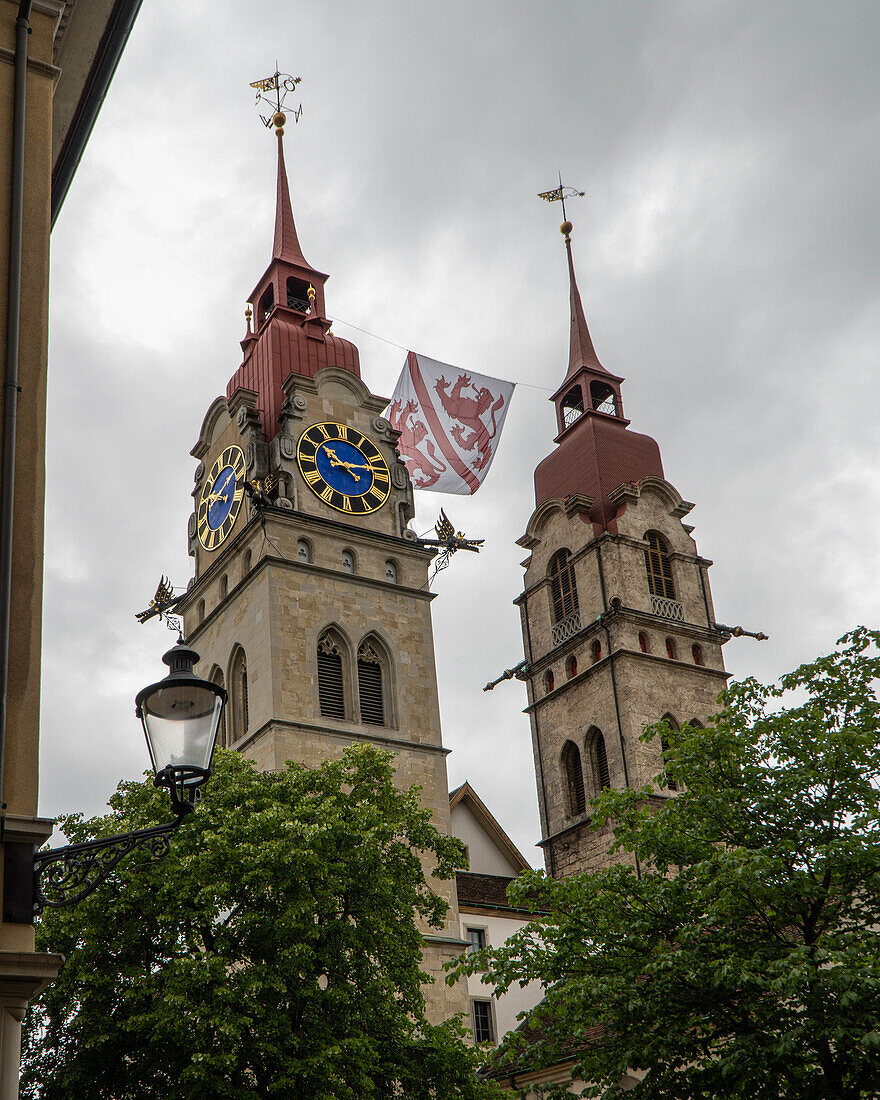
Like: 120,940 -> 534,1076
175,119 -> 468,1024
516,220 -> 730,880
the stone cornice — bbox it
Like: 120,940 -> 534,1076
233,717 -> 450,759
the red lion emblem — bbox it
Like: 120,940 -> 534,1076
433,373 -> 506,471
387,398 -> 447,488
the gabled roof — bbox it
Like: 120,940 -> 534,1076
449,781 -> 531,874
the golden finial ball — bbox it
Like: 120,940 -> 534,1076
560,220 -> 573,236
273,111 -> 286,134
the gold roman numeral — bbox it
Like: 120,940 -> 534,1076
319,485 -> 334,503
304,469 -> 321,485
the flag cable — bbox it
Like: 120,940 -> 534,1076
325,314 -> 554,393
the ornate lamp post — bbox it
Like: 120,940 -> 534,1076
3,642 -> 226,920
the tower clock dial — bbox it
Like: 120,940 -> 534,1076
297,422 -> 391,515
197,445 -> 246,551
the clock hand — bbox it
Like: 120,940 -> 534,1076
324,448 -> 362,482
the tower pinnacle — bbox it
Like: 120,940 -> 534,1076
272,129 -> 309,268
562,221 -> 606,383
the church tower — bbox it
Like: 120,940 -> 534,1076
175,114 -> 468,1023
516,220 -> 730,880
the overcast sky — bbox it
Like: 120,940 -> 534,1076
42,1 -> 880,862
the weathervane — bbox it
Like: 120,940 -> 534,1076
419,509 -> 485,586
135,576 -> 183,634
537,172 -> 585,224
250,65 -> 303,131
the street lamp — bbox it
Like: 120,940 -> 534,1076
3,642 -> 226,920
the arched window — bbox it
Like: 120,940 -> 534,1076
566,655 -> 578,679
591,640 -> 601,664
560,385 -> 584,428
230,648 -> 248,740
688,718 -> 704,729
692,643 -> 704,666
357,638 -> 387,726
209,666 -> 227,747
385,560 -> 398,583
286,276 -> 312,313
665,637 -> 676,660
342,549 -> 355,574
243,549 -> 252,578
197,599 -> 205,624
219,574 -> 228,600
589,379 -> 618,416
548,550 -> 579,624
258,283 -> 274,326
562,741 -> 586,816
644,531 -> 675,599
317,631 -> 346,719
297,538 -> 311,563
587,727 -> 610,793
543,669 -> 555,693
661,714 -> 679,791
638,632 -> 649,653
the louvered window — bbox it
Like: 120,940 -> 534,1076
593,729 -> 610,791
562,741 -> 586,815
644,531 -> 675,599
357,641 -> 385,725
231,649 -> 248,739
317,634 -> 345,719
549,550 -> 579,624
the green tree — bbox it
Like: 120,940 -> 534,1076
24,744 -> 497,1100
455,628 -> 880,1099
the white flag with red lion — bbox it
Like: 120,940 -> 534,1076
386,352 -> 515,494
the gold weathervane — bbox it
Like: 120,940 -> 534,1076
250,66 -> 303,133
538,172 -> 585,231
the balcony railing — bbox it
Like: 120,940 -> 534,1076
551,609 -> 582,647
651,595 -> 684,621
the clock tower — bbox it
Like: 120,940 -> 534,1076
175,117 -> 468,1024
516,220 -> 731,880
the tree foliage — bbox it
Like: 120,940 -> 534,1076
23,745 -> 496,1100
455,628 -> 880,1099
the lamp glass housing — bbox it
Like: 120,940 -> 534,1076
136,643 -> 226,788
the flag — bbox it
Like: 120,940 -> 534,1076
386,352 -> 515,494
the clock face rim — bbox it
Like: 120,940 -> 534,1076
197,445 -> 246,551
296,422 -> 391,515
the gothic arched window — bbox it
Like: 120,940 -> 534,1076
660,714 -> 679,792
549,550 -> 579,624
317,631 -> 346,720
591,640 -> 601,664
562,741 -> 586,816
230,647 -> 248,740
692,643 -> 704,666
566,655 -> 578,679
543,669 -> 555,694
297,538 -> 312,563
209,666 -> 227,747
638,632 -> 649,653
357,638 -> 387,726
644,531 -> 675,599
587,727 -> 610,793
219,574 -> 228,600
243,549 -> 252,578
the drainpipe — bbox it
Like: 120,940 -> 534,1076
0,0 -> 34,830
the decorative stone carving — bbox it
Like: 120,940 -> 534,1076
317,633 -> 340,657
372,416 -> 398,443
193,461 -> 205,485
391,462 -> 409,490
276,497 -> 294,511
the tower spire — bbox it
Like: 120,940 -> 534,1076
562,221 -> 605,380
272,117 -> 309,267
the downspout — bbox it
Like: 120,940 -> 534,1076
521,590 -> 553,876
0,0 -> 34,828
595,537 -> 641,880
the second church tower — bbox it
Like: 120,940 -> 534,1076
516,220 -> 731,880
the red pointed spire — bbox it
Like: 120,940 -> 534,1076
272,130 -> 309,267
562,223 -> 606,383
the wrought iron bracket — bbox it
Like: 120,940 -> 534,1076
4,765 -> 210,919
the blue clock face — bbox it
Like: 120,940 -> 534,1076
207,466 -> 237,528
296,423 -> 392,515
315,438 -> 375,497
197,445 -> 247,551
